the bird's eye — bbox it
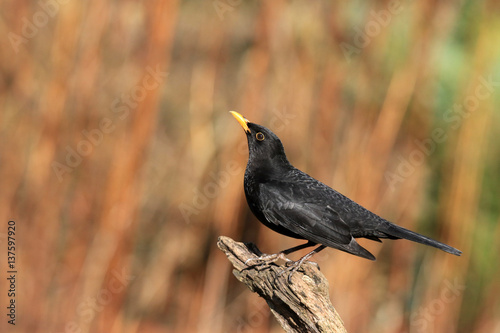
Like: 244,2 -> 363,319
256,132 -> 265,141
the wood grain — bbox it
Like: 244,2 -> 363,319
217,236 -> 347,333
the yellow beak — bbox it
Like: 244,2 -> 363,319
230,111 -> 250,133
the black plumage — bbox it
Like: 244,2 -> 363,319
230,111 -> 461,277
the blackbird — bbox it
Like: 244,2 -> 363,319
230,111 -> 461,280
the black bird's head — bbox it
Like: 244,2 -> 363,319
230,111 -> 291,173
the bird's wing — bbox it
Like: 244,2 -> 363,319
259,181 -> 375,260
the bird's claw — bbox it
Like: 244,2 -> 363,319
283,258 -> 319,269
244,251 -> 320,283
278,261 -> 303,283
279,259 -> 319,283
244,252 -> 292,266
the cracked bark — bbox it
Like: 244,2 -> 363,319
217,236 -> 347,333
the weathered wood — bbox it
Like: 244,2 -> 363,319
217,236 -> 347,333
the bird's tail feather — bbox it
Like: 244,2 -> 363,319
380,223 -> 462,256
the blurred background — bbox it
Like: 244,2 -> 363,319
1,0 -> 499,332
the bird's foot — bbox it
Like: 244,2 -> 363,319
278,260 -> 306,283
244,252 -> 293,266
278,257 -> 320,283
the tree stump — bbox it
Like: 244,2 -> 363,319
217,236 -> 347,333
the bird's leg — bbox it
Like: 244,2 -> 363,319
278,245 -> 327,283
244,241 -> 316,266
